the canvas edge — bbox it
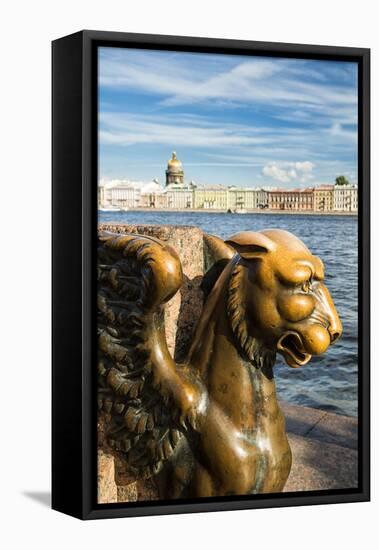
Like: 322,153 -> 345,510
52,30 -> 370,520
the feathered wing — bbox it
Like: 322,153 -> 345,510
97,232 -> 202,478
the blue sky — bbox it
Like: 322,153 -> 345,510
98,47 -> 358,188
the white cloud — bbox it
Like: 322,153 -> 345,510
99,110 -> 356,181
99,49 -> 358,118
99,111 -> 275,149
329,122 -> 357,142
294,161 -> 314,173
262,161 -> 315,184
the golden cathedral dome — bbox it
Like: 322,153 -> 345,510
165,151 -> 185,186
167,151 -> 183,172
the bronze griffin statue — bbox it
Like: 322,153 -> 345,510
97,229 -> 342,498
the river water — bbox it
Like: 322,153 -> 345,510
99,210 -> 358,417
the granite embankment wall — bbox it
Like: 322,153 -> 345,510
117,208 -> 357,216
97,223 -> 357,503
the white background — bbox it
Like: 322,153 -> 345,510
1,0 -> 377,548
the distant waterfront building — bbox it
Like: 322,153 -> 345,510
256,188 -> 269,208
98,156 -> 357,214
109,183 -> 141,209
313,185 -> 334,211
193,185 -> 229,209
333,184 -> 358,212
227,187 -> 268,210
268,188 -> 314,211
98,179 -> 142,209
166,184 -> 195,209
98,183 -> 106,207
163,151 -> 195,208
139,180 -> 167,208
165,152 -> 184,186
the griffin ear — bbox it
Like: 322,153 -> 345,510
203,234 -> 236,263
225,231 -> 274,259
225,242 -> 269,259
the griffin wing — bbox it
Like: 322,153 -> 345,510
97,232 -> 202,478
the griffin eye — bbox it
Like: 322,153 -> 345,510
301,279 -> 312,293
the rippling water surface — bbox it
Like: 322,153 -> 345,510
99,210 -> 358,417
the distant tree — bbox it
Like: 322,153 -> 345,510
335,175 -> 350,186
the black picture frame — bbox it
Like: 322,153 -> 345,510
52,30 -> 370,520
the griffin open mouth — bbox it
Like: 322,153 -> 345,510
277,331 -> 312,368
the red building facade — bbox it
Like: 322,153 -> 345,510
268,188 -> 314,211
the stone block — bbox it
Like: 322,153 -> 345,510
307,411 -> 358,450
285,433 -> 358,492
280,400 -> 325,437
98,223 -> 205,360
280,400 -> 358,450
117,483 -> 138,503
97,449 -> 118,504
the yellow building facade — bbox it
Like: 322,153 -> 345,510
313,185 -> 334,211
193,186 -> 228,209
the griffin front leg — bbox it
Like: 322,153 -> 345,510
147,312 -> 207,431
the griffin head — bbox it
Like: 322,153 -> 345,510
225,229 -> 342,368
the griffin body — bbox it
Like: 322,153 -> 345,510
98,229 -> 342,499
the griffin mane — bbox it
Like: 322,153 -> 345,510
227,261 -> 275,371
